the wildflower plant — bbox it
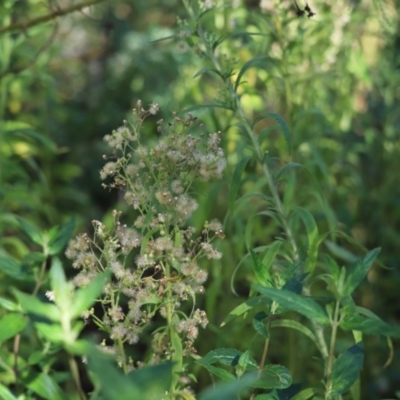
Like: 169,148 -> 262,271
65,101 -> 226,394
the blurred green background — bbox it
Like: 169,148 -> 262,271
1,0 -> 399,398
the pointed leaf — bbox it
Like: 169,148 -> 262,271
70,271 -> 110,319
0,384 -> 18,400
253,286 -> 329,324
253,311 -> 269,338
199,372 -> 258,400
261,241 -> 282,277
329,343 -> 364,396
221,296 -> 271,326
17,218 -> 43,246
293,207 -> 319,272
250,249 -> 271,287
48,217 -> 75,256
0,313 -> 27,342
13,290 -> 60,321
234,56 -> 271,91
340,314 -> 400,338
342,248 -> 381,296
24,373 -> 67,400
276,162 -> 303,182
282,273 -> 308,294
0,255 -> 34,281
251,364 -> 292,389
197,363 -> 236,382
270,319 -> 318,346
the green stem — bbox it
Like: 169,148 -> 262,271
68,355 -> 87,400
325,301 -> 341,399
0,0 -> 109,36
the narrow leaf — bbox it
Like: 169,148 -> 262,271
0,384 -> 18,400
293,207 -> 319,272
48,217 -> 75,256
197,362 -> 236,382
13,290 -> 60,321
342,248 -> 381,296
329,343 -> 364,396
199,372 -> 258,400
221,296 -> 271,326
70,271 -> 110,319
250,249 -> 271,287
270,319 -> 318,346
282,273 -> 308,294
25,373 -> 66,400
0,255 -> 34,281
340,314 -> 400,338
290,387 -> 318,400
276,163 -> 303,182
234,56 -> 271,91
17,218 -> 43,246
261,241 -> 282,276
253,286 -> 330,324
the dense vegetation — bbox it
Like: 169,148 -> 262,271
0,0 -> 399,399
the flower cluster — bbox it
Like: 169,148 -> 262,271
65,101 -> 225,381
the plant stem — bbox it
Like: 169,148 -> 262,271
68,355 -> 87,400
325,301 -> 340,399
0,0 -> 109,36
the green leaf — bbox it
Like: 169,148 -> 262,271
24,372 -> 67,400
329,343 -> 364,396
253,311 -> 269,338
199,372 -> 258,400
87,346 -> 158,400
197,363 -> 236,382
293,207 -> 319,272
270,319 -> 318,346
282,273 -> 308,294
250,249 -> 271,287
201,348 -> 242,366
251,364 -> 292,389
48,217 -> 75,256
236,350 -> 252,377
17,218 -> 43,246
253,286 -> 330,324
34,322 -> 64,343
70,270 -> 110,319
282,261 -> 303,281
170,327 -> 183,388
276,162 -> 303,182
258,112 -> 292,155
220,296 -> 271,327
193,67 -> 223,79
342,248 -> 381,296
229,155 -> 252,216
260,241 -> 282,279
13,290 -> 60,321
290,387 -> 318,400
0,313 -> 27,342
0,383 -> 18,400
0,255 -> 34,281
234,56 -> 271,92
340,313 -> 400,338
0,297 -> 19,311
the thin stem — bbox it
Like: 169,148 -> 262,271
68,355 -> 86,400
0,0 -> 109,36
325,301 -> 341,399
